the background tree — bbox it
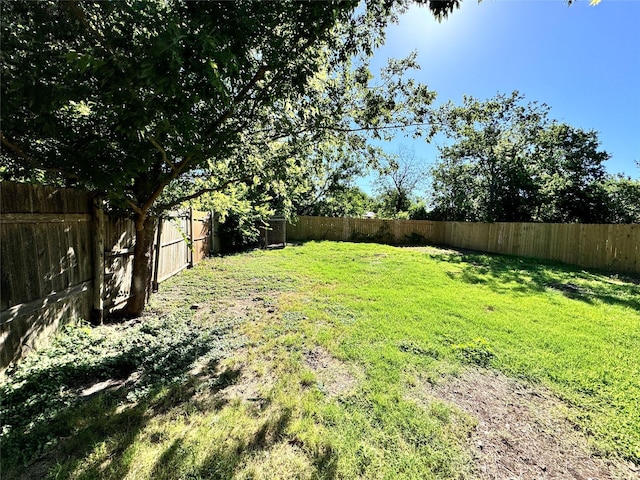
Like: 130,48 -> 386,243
604,174 -> 640,224
1,0 -> 459,315
431,92 -> 548,221
300,185 -> 375,218
430,92 -> 612,223
534,123 -> 610,222
374,146 -> 427,218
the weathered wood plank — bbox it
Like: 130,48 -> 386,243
189,207 -> 194,267
0,182 -> 20,212
93,198 -> 105,323
0,225 -> 11,311
152,218 -> 163,291
0,213 -> 92,223
157,263 -> 189,284
0,281 -> 92,324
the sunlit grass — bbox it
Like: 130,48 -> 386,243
239,241 -> 640,464
2,241 -> 638,479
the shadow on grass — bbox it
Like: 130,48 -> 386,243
196,408 -> 295,479
1,313 -> 341,479
0,313 -> 239,479
197,408 -> 339,480
431,250 -> 640,311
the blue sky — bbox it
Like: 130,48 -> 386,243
364,0 -> 640,191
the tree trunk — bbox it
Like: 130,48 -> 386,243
125,213 -> 158,317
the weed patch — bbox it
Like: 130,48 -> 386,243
0,313 -> 240,473
451,338 -> 495,367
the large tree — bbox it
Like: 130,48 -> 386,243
431,92 -> 549,222
430,92 -> 611,223
534,122 -> 610,223
1,0 -> 459,315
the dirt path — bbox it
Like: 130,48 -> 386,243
414,369 -> 638,480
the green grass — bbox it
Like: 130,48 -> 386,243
267,242 -> 640,463
2,241 -> 638,479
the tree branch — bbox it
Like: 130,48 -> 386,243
60,0 -> 124,72
203,66 -> 269,138
126,199 -> 143,216
0,131 -> 81,179
316,121 -> 432,134
137,152 -> 198,216
156,176 -> 253,211
1,131 -> 33,163
147,136 -> 177,172
203,13 -> 339,139
252,121 -> 433,144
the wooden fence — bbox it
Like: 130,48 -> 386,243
152,210 -> 210,289
0,182 -> 213,368
1,183 -> 94,370
287,216 -> 640,274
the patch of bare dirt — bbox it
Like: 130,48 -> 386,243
304,347 -> 359,398
188,352 -> 273,410
412,369 -> 638,480
189,296 -> 276,324
217,363 -> 272,406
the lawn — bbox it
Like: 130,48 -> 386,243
2,241 -> 639,479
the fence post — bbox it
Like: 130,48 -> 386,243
188,207 -> 194,267
211,211 -> 221,255
152,217 -> 163,292
92,196 -> 104,324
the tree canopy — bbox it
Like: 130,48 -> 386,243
1,0 -> 460,314
429,92 -> 613,223
604,174 -> 640,224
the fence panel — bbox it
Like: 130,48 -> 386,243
155,215 -> 190,284
192,212 -> 211,264
103,217 -> 136,312
288,216 -> 444,245
0,182 -> 94,367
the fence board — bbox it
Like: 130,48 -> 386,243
192,217 -> 210,264
21,224 -> 39,300
103,217 -> 136,311
0,229 -> 10,311
155,215 -> 191,285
